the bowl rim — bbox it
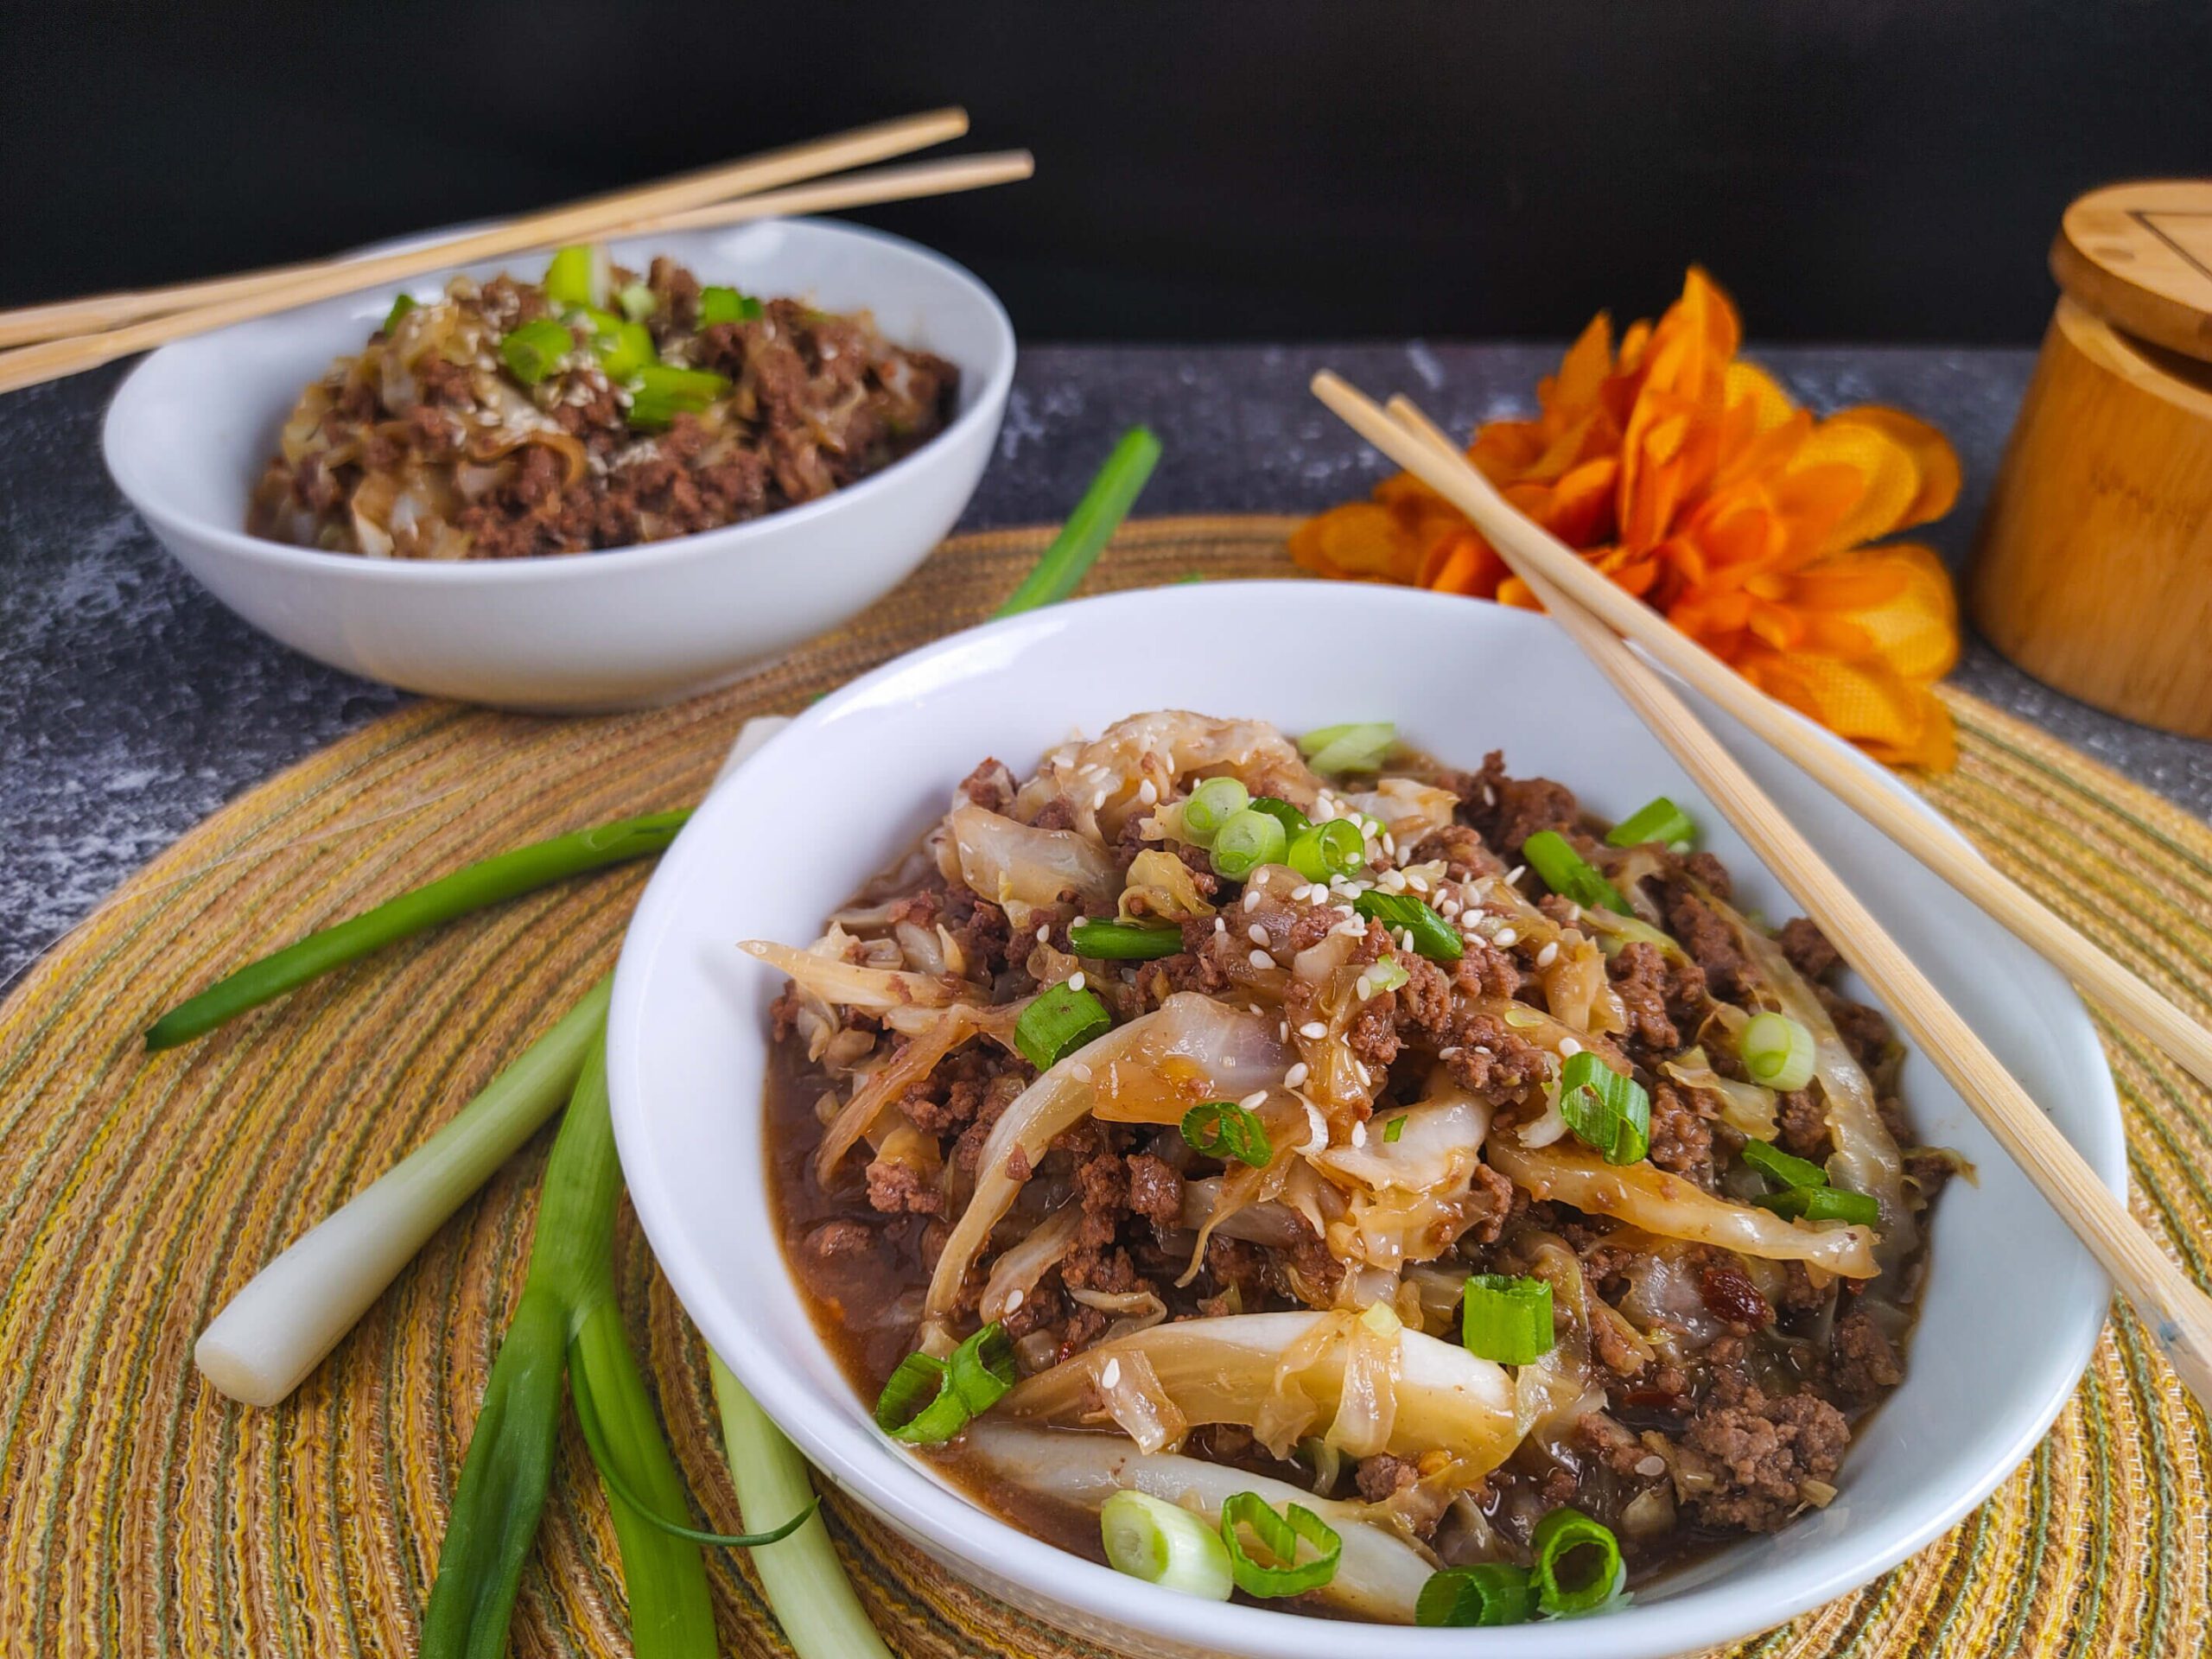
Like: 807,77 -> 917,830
99,215 -> 1017,585
609,582 -> 2124,1659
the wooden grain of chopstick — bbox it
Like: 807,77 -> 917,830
0,105 -> 969,391
1310,369 -> 2212,1410
613,149 -> 1032,235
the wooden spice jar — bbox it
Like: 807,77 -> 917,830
1971,181 -> 2212,737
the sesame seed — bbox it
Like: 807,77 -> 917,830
1215,917 -> 1228,934
1137,779 -> 1158,804
1037,925 -> 1051,943
1438,1045 -> 1462,1059
1557,1037 -> 1582,1057
1285,1061 -> 1310,1088
1495,928 -> 1518,948
1300,1020 -> 1329,1039
1356,974 -> 1374,1000
1507,865 -> 1526,884
1351,1120 -> 1368,1147
1248,949 -> 1273,969
1407,872 -> 1429,893
1100,1357 -> 1122,1389
1244,890 -> 1262,912
1240,1090 -> 1268,1110
1068,972 -> 1086,991
1636,1454 -> 1667,1478
1092,788 -> 1109,810
1482,785 -> 1497,807
1071,1062 -> 1093,1082
1248,924 -> 1269,946
1006,1287 -> 1025,1313
1278,1020 -> 1288,1039
1354,1058 -> 1372,1086
1535,941 -> 1560,968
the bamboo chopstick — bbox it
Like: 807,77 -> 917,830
1323,382 -> 2212,1097
0,105 -> 969,393
1311,370 -> 2212,1409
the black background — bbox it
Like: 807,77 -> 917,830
3,1 -> 2209,342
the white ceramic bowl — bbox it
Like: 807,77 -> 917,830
102,219 -> 1014,711
607,583 -> 2122,1659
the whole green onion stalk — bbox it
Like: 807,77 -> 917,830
144,810 -> 690,1050
424,1036 -> 806,1659
991,426 -> 1161,616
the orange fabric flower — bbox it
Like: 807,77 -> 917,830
1290,270 -> 1963,770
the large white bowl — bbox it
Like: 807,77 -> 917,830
102,219 -> 1014,711
607,582 -> 2122,1659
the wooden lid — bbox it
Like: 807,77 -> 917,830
2052,180 -> 2212,364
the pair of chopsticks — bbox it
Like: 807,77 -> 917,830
1311,372 -> 2212,1410
0,107 -> 1032,393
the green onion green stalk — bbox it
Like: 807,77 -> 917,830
144,810 -> 690,1050
992,428 -> 1162,616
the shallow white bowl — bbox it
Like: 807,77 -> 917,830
102,219 -> 1014,711
607,582 -> 2122,1659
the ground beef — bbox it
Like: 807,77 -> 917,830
1395,952 -> 1457,1042
1775,1087 -> 1830,1160
865,1158 -> 943,1215
1648,1083 -> 1718,1188
957,760 -> 1016,813
1460,752 -> 1581,855
1678,1369 -> 1850,1531
1610,942 -> 1681,1053
1355,1453 -> 1421,1502
1776,917 -> 1841,982
1818,987 -> 1893,1071
804,1219 -> 874,1259
1442,1012 -> 1552,1096
942,888 -> 1014,980
1410,823 -> 1504,882
1450,938 -> 1522,1001
1126,1154 -> 1185,1230
1829,1307 -> 1904,1401
1668,892 -> 1749,1000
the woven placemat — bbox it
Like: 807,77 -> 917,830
1,517 -> 2207,1657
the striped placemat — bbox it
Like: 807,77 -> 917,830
0,518 -> 2205,1656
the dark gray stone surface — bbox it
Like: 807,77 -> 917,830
5,342 -> 2208,986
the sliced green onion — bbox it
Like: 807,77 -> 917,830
873,1324 -> 1015,1444
1352,890 -> 1464,961
1739,1136 -> 1829,1190
617,280 -> 658,323
1460,1274 -> 1554,1365
499,316 -> 577,385
1181,1100 -> 1272,1167
1364,956 -> 1410,994
145,810 -> 690,1050
1606,796 -> 1695,850
1287,817 -> 1366,882
1382,1114 -> 1407,1143
382,292 -> 418,332
1416,1561 -> 1538,1627
1558,1051 -> 1650,1166
1529,1506 -> 1625,1617
993,428 -> 1161,616
543,243 -> 609,308
1297,722 -> 1395,776
1180,776 -> 1251,844
1100,1490 -> 1235,1601
1738,1011 -> 1816,1091
1014,982 -> 1111,1071
1068,918 -> 1185,960
626,362 -> 732,429
696,284 -> 764,326
592,316 -> 657,379
1209,808 -> 1288,881
1757,1185 -> 1882,1227
1217,1492 -> 1342,1598
1521,830 -> 1633,915
1245,796 -> 1311,840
